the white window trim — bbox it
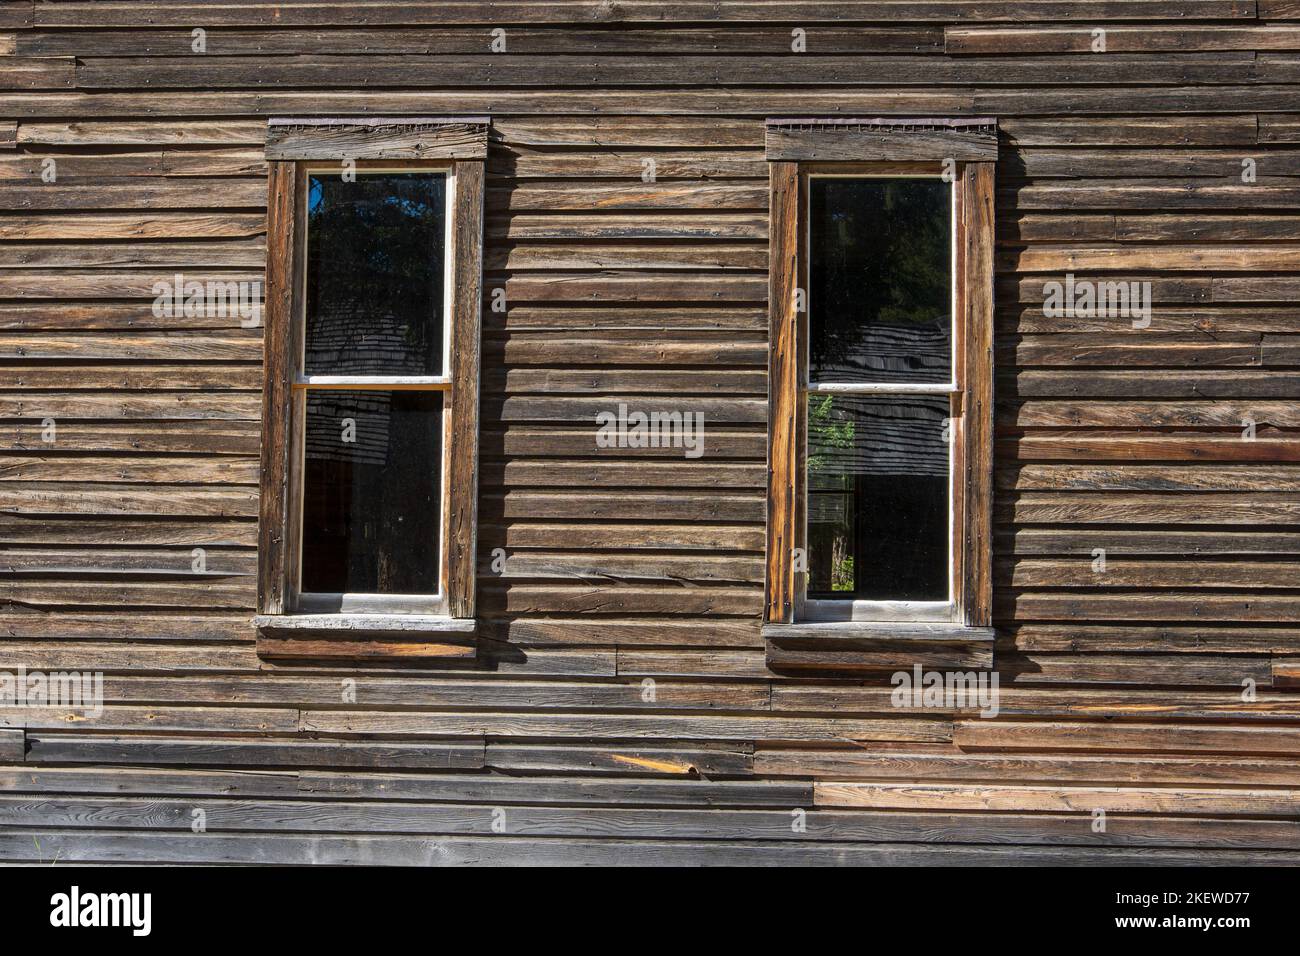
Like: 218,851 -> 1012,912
292,164 -> 456,616
801,172 -> 959,624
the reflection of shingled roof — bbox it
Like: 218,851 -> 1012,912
305,392 -> 393,468
813,319 -> 950,384
305,302 -> 435,377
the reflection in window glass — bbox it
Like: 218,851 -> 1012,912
301,390 -> 442,595
808,178 -> 951,385
807,395 -> 949,601
305,173 -> 446,377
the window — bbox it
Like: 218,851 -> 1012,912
763,118 -> 996,670
254,119 -> 487,660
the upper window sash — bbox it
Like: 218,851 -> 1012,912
805,171 -> 959,397
295,164 -> 455,393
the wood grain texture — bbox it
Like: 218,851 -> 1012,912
266,117 -> 489,160
765,161 -> 799,624
2,1 -> 1299,866
448,159 -> 485,620
255,161 -> 297,617
962,162 -> 996,627
766,118 -> 997,161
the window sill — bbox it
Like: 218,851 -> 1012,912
762,622 -> 994,674
254,614 -> 477,662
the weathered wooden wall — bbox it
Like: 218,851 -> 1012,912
1,0 -> 1299,864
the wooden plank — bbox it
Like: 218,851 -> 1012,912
17,120 -> 265,145
1000,465 -> 1300,494
0,767 -> 301,799
1009,244 -> 1300,273
480,582 -> 762,615
1004,491 -> 1300,525
766,118 -> 997,161
996,652 -> 1273,687
1009,624 -> 1300,653
30,2 -> 1261,28
487,461 -> 765,489
88,676 -> 769,711
962,161 -> 995,627
492,213 -> 768,242
302,710 -> 952,743
482,618 -> 764,648
0,210 -> 263,240
1007,368 -> 1300,399
1001,592 -> 1300,625
766,641 -> 995,673
949,24 -> 1300,54
486,742 -> 754,775
0,56 -> 74,90
0,239 -> 267,269
73,53 -> 1265,89
0,484 -> 258,518
955,720 -> 1300,755
486,241 -> 767,272
756,747 -> 1300,786
0,641 -> 256,672
14,26 -> 941,57
298,771 -> 811,806
10,87 -> 1299,119
1275,659 -> 1300,688
3,422 -> 259,455
256,161 -> 296,617
26,734 -> 486,769
257,636 -> 478,662
490,148 -> 767,180
0,729 -> 21,762
265,117 -> 489,160
9,794 -> 1300,847
0,831 -> 1294,866
815,781 -> 1300,815
0,547 -> 254,576
0,612 -> 250,641
765,161 -> 799,624
777,687 -> 1300,719
1,706 -> 296,733
1260,113 -> 1300,143
0,517 -> 256,548
0,148 -> 266,180
0,392 -> 261,420
483,490 -> 764,522
494,552 -> 763,584
448,159 -> 484,620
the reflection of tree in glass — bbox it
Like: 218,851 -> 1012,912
808,395 -> 857,591
808,394 -> 854,473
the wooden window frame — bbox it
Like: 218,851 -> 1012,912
762,119 -> 996,672
254,119 -> 486,661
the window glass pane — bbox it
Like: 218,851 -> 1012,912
807,394 -> 949,601
301,389 -> 442,594
305,172 -> 446,376
809,178 -> 951,385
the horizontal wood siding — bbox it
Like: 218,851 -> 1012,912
1,1 -> 1299,864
